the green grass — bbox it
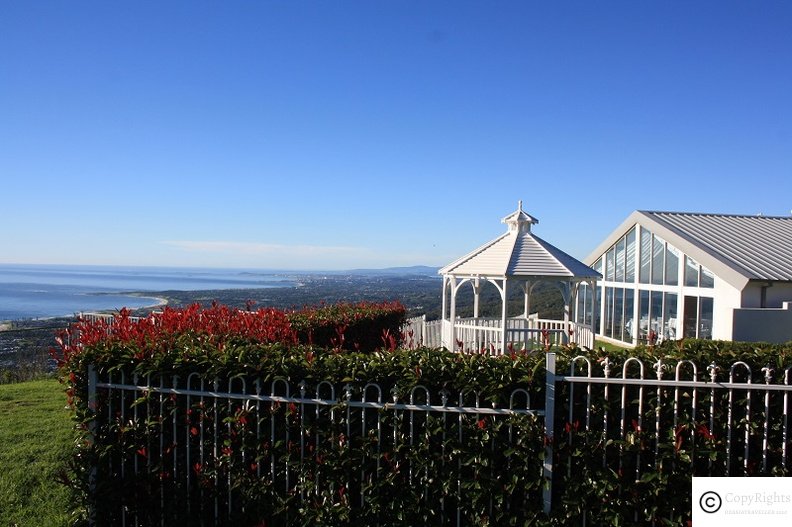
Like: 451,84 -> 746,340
594,339 -> 631,352
0,378 -> 76,526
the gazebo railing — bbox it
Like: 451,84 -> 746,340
433,316 -> 594,353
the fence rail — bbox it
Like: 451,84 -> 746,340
553,355 -> 792,482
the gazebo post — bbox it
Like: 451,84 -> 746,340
500,278 -> 508,354
472,277 -> 482,351
590,279 -> 599,349
441,276 -> 448,322
449,276 -> 457,351
473,277 -> 481,319
561,282 -> 571,345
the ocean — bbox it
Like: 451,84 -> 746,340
0,264 -> 296,321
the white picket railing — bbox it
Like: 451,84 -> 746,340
404,315 -> 595,352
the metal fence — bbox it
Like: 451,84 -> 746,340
550,355 -> 792,477
84,349 -> 792,524
87,367 -> 548,525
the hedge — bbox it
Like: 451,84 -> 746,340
55,331 -> 547,525
52,308 -> 792,526
287,301 -> 406,352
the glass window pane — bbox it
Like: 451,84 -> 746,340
583,284 -> 593,326
665,245 -> 679,286
683,296 -> 698,338
595,286 -> 602,333
652,236 -> 665,285
606,248 -> 615,281
623,289 -> 634,342
625,228 -> 636,283
699,297 -> 713,339
639,290 -> 650,340
700,266 -> 714,288
594,257 -> 602,275
663,293 -> 677,340
685,256 -> 699,287
614,288 -> 624,342
639,228 -> 651,284
604,287 -> 614,338
576,284 -> 586,324
650,291 -> 663,341
615,238 -> 625,282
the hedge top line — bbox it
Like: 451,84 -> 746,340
52,301 -> 407,367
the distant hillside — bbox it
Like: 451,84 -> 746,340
345,265 -> 439,277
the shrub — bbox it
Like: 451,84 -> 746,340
55,331 -> 547,525
287,301 -> 406,352
53,319 -> 792,526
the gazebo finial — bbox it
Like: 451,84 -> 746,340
502,200 -> 538,233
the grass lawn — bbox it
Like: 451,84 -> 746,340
0,378 -> 76,527
594,339 -> 631,352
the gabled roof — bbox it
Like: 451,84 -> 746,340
585,211 -> 792,289
439,204 -> 600,280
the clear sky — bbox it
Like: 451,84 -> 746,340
2,1 -> 791,270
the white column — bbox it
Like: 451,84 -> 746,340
588,280 -> 598,349
561,282 -> 571,345
449,276 -> 457,350
472,277 -> 482,351
522,281 -> 533,320
500,278 -> 508,354
598,280 -> 606,337
525,282 -> 534,327
472,277 -> 481,318
441,275 -> 448,321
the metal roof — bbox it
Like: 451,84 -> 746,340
585,211 -> 792,288
439,203 -> 600,279
644,211 -> 792,282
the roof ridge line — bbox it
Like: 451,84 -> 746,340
642,210 -> 792,220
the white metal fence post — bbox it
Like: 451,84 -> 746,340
543,352 -> 556,515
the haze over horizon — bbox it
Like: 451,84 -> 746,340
2,2 -> 790,270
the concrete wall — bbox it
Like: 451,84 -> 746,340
741,281 -> 792,308
732,302 -> 792,344
766,282 -> 792,307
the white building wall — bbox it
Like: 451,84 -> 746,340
710,277 -> 742,341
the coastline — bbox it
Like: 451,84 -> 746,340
0,294 -> 170,324
83,292 -> 169,315
126,293 -> 169,311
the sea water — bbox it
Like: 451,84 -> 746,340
0,264 -> 295,321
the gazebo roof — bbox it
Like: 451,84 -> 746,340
439,202 -> 600,280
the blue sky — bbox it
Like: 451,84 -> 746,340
2,1 -> 790,270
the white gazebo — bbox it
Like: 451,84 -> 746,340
439,202 -> 601,353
